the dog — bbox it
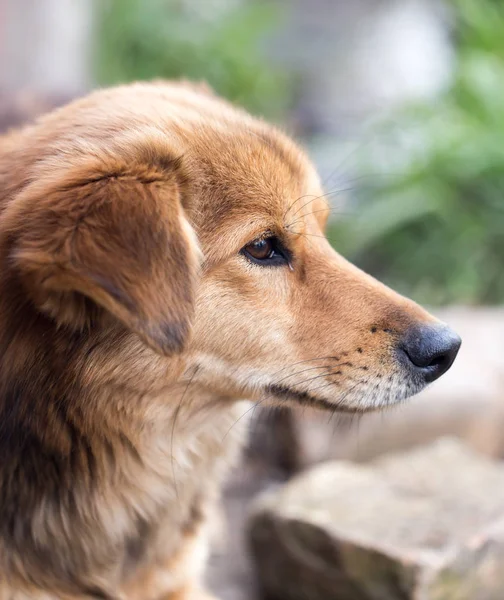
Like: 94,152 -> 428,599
0,80 -> 461,600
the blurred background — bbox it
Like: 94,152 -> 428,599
1,1 -> 504,598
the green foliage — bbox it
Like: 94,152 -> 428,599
328,0 -> 504,305
93,0 -> 294,120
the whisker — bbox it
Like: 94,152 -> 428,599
286,209 -> 353,230
268,356 -> 343,379
287,206 -> 348,224
222,400 -> 263,442
283,179 -> 364,222
280,369 -> 346,389
306,375 -> 365,399
283,193 -> 322,221
321,134 -> 378,189
170,365 -> 199,499
286,191 -> 333,222
286,183 -> 364,225
331,171 -> 403,186
285,171 -> 400,226
288,231 -> 330,240
334,379 -> 367,408
274,364 -> 336,385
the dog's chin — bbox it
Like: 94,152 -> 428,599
264,380 -> 426,414
265,384 -> 368,414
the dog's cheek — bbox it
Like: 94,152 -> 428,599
190,268 -> 295,370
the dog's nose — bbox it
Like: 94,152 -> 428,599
399,323 -> 461,383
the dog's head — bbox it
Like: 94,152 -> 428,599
0,82 -> 460,413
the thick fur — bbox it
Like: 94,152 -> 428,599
0,81 -> 443,599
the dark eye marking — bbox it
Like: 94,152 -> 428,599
241,236 -> 292,268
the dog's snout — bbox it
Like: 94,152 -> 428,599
399,324 -> 461,383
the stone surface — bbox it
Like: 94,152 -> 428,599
207,463 -> 274,600
248,439 -> 504,600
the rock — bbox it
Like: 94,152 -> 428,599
248,439 -> 504,600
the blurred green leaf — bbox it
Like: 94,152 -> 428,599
93,0 -> 295,120
329,0 -> 504,305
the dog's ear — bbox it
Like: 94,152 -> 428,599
5,140 -> 200,356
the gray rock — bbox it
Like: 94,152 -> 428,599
248,439 -> 504,600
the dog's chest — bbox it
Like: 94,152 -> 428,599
122,398 -> 252,571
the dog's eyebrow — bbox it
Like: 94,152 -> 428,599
236,223 -> 288,250
247,129 -> 300,178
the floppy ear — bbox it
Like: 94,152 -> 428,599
4,143 -> 200,356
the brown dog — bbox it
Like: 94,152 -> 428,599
0,81 -> 460,600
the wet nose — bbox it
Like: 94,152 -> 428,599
399,323 -> 461,383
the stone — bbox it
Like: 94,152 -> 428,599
248,439 -> 504,600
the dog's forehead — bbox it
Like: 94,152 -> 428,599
188,126 -> 321,236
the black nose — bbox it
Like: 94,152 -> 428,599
400,324 -> 461,383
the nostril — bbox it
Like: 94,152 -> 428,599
423,350 -> 456,376
427,353 -> 447,369
400,324 -> 461,382
402,343 -> 447,370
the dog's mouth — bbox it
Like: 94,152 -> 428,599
263,372 -> 428,414
265,384 -> 372,414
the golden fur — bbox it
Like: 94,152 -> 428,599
0,81 -> 454,599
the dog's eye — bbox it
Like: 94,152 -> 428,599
245,239 -> 274,260
241,236 -> 290,267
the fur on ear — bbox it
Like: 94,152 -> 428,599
2,135 -> 200,356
